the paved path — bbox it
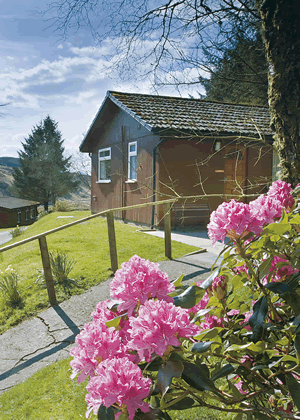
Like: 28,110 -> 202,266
0,230 -> 11,246
0,229 -> 223,395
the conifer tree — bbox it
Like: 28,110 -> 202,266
12,116 -> 79,211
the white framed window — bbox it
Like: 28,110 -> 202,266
30,206 -> 35,219
128,141 -> 137,181
98,147 -> 111,182
17,210 -> 21,224
25,208 -> 29,221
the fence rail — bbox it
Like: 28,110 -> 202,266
0,198 -> 177,306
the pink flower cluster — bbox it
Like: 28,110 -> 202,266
70,256 -> 200,419
86,358 -> 152,420
208,180 -> 295,245
267,180 -> 294,210
270,256 -> 298,281
110,255 -> 175,315
128,299 -> 200,362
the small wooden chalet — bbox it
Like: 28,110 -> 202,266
80,91 -> 274,227
0,197 -> 40,228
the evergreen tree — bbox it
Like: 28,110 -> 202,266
200,32 -> 268,105
12,116 -> 79,211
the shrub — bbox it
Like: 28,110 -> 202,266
9,225 -> 24,238
37,210 -> 50,220
49,251 -> 76,294
0,266 -> 23,307
53,200 -> 71,212
70,180 -> 300,420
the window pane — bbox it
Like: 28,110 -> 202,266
129,144 -> 136,153
100,150 -> 110,158
129,155 -> 137,180
100,160 -> 111,180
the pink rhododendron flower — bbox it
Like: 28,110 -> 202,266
91,299 -> 117,322
267,180 -> 294,210
128,299 -> 200,361
85,357 -> 151,419
270,256 -> 298,281
249,194 -> 283,226
70,322 -> 127,383
188,291 -> 210,316
207,275 -> 227,300
110,255 -> 175,316
208,200 -> 262,245
234,379 -> 248,394
199,314 -> 224,330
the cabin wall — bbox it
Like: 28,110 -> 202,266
90,107 -> 160,225
0,205 -> 38,228
157,138 -> 273,226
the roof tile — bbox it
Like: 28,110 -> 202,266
109,91 -> 273,136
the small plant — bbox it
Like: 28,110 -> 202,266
0,266 -> 23,307
53,200 -> 71,212
50,251 -> 76,294
9,225 -> 24,238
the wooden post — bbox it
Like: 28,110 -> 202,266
38,236 -> 57,306
164,203 -> 172,259
106,211 -> 118,273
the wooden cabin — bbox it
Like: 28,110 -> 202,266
79,91 -> 274,227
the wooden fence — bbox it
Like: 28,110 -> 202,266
0,199 -> 176,306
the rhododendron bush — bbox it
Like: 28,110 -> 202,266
71,180 -> 300,420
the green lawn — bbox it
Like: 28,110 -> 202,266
0,211 -> 198,334
0,357 -> 234,420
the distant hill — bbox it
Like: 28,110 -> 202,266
0,156 -> 91,209
0,156 -> 20,168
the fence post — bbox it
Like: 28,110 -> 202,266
106,211 -> 118,273
38,236 -> 57,306
164,203 -> 172,259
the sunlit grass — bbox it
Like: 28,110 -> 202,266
0,211 -> 198,333
0,357 -> 234,420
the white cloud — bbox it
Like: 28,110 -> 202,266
57,44 -> 64,49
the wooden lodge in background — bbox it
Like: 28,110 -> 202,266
80,91 -> 274,228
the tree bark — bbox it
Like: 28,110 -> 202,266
256,0 -> 300,187
44,201 -> 49,211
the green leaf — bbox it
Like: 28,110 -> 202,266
172,274 -> 184,287
118,414 -> 129,420
234,414 -> 244,420
264,222 -> 291,235
182,362 -> 222,397
258,257 -> 273,281
286,372 -> 300,411
191,307 -> 212,323
190,341 -> 219,354
194,327 -> 223,341
253,413 -> 271,420
157,360 -> 184,397
166,397 -> 195,410
211,364 -> 235,381
226,343 -> 251,352
105,315 -> 123,328
247,341 -> 266,353
200,267 -> 221,291
97,405 -> 117,420
173,285 -> 205,309
294,335 -> 300,357
141,357 -> 163,372
248,297 -> 268,343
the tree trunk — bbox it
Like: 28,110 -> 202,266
44,201 -> 49,211
256,0 -> 300,187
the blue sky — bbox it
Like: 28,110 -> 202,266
0,0 -> 204,159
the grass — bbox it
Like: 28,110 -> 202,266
0,211 -> 198,333
0,357 -> 235,420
